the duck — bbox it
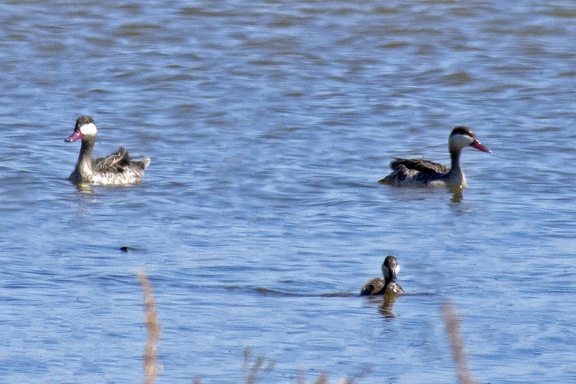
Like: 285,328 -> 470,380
379,126 -> 490,189
65,115 -> 150,186
360,255 -> 405,296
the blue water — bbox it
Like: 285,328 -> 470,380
2,1 -> 576,383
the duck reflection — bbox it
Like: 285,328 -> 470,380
379,291 -> 401,317
450,187 -> 464,202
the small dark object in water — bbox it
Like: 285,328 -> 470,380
120,246 -> 136,252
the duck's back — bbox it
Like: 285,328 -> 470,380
90,147 -> 150,185
93,147 -> 130,172
360,278 -> 385,296
380,158 -> 450,186
95,147 -> 149,171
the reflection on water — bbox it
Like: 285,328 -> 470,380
450,187 -> 464,202
74,181 -> 96,193
379,292 -> 401,318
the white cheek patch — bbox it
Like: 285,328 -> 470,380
451,133 -> 474,148
80,122 -> 97,136
394,265 -> 401,274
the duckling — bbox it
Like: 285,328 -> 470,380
360,255 -> 405,296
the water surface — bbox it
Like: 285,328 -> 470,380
1,1 -> 576,383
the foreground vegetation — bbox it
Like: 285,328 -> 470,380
136,272 -> 475,384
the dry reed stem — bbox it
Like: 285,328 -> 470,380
137,272 -> 161,384
442,300 -> 476,384
243,348 -> 275,384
